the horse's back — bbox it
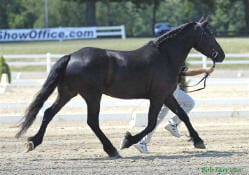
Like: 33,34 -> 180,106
63,45 -> 166,99
104,45 -> 161,98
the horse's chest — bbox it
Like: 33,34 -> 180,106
150,72 -> 178,94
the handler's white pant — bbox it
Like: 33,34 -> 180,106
141,86 -> 195,144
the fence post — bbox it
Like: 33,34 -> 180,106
46,52 -> 51,74
121,25 -> 126,39
202,55 -> 207,68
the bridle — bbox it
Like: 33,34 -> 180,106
195,28 -> 219,60
185,28 -> 218,93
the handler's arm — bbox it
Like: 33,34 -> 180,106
184,66 -> 214,76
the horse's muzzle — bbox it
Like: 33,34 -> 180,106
212,49 -> 225,62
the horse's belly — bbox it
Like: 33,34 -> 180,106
103,82 -> 148,99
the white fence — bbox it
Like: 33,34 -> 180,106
3,53 -> 249,73
96,25 -> 126,39
1,53 -> 249,122
0,97 -> 249,123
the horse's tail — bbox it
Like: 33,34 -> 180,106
15,55 -> 70,138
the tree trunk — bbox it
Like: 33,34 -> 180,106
151,0 -> 159,36
85,0 -> 96,26
243,0 -> 249,33
0,2 -> 9,28
106,0 -> 113,26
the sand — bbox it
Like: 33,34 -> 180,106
0,70 -> 249,174
0,117 -> 249,175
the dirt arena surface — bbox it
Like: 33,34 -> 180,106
0,117 -> 248,175
0,70 -> 248,174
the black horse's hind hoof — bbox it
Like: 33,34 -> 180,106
194,141 -> 206,149
120,132 -> 132,149
25,141 -> 34,152
108,150 -> 122,159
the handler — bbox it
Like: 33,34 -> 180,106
134,64 -> 215,153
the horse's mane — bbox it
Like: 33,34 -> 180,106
153,22 -> 196,47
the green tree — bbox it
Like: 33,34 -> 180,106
85,0 -> 96,26
63,0 -> 97,26
0,0 -> 10,28
185,0 -> 216,21
242,0 -> 249,34
211,1 -> 245,36
243,0 -> 249,33
97,1 -> 152,36
1,0 -> 249,37
48,0 -> 85,27
7,0 -> 38,28
130,0 -> 160,34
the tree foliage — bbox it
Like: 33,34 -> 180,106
0,0 -> 248,36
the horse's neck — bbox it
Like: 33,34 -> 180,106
161,33 -> 196,72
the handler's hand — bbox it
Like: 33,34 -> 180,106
205,66 -> 214,74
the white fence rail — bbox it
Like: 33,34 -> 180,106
3,53 -> 249,73
0,97 -> 248,123
1,53 -> 249,122
96,25 -> 126,39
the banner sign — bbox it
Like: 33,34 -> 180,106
0,27 -> 96,42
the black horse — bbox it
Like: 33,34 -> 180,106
16,18 -> 225,158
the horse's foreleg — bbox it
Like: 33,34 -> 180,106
83,93 -> 121,158
120,99 -> 163,149
164,95 -> 205,149
26,92 -> 72,152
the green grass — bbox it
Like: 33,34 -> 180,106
217,38 -> 249,53
1,37 -> 249,54
12,66 -> 46,72
1,37 -> 249,71
0,38 -> 150,54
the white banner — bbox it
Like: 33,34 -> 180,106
0,27 -> 96,42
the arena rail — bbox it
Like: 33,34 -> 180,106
1,52 -> 249,122
96,25 -> 126,39
0,98 -> 249,123
4,53 -> 249,73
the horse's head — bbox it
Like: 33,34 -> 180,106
194,18 -> 225,63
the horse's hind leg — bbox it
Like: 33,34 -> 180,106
26,87 -> 75,152
164,95 -> 205,149
80,91 -> 120,158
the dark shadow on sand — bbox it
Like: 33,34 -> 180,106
38,150 -> 248,162
121,150 -> 248,161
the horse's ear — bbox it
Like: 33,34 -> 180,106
201,16 -> 209,27
198,17 -> 205,23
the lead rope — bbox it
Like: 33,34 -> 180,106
185,60 -> 216,93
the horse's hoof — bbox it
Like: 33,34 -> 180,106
120,132 -> 132,149
109,152 -> 122,159
194,142 -> 206,149
25,141 -> 34,152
